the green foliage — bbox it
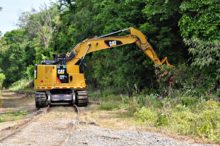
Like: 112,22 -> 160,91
127,98 -> 139,115
132,94 -> 220,142
186,39 -> 220,81
178,0 -> 220,95
170,106 -> 195,134
18,5 -> 59,63
8,79 -> 32,91
179,0 -> 220,40
0,110 -> 27,123
141,0 -> 185,62
0,73 -> 5,89
155,112 -> 169,127
99,102 -> 119,111
134,107 -> 157,124
170,64 -> 218,96
26,65 -> 35,79
0,29 -> 27,86
180,96 -> 199,107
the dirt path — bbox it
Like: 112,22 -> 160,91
0,91 -> 217,146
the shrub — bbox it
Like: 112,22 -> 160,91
155,112 -> 169,127
145,94 -> 163,108
196,100 -> 220,111
170,106 -> 195,134
193,109 -> 220,142
180,96 -> 199,107
134,107 -> 157,124
8,79 -> 32,91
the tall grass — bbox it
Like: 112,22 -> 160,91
8,79 -> 33,92
93,89 -> 220,143
134,97 -> 220,143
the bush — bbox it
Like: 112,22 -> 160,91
170,106 -> 195,134
155,112 -> 169,127
0,73 -> 6,89
133,97 -> 220,143
146,94 -> 163,108
180,96 -> 199,107
134,107 -> 157,124
8,78 -> 32,91
193,108 -> 220,142
97,92 -> 220,143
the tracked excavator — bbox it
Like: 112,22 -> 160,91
34,27 -> 172,108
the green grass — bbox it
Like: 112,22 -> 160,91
94,90 -> 220,143
99,102 -> 119,110
134,98 -> 220,143
8,79 -> 33,91
0,110 -> 28,123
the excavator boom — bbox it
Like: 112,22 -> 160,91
66,27 -> 172,67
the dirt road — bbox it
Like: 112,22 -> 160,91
0,91 -> 217,146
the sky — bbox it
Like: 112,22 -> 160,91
0,0 -> 57,34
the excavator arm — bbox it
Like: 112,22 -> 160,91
66,27 -> 172,67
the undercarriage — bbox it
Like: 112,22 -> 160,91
35,89 -> 88,108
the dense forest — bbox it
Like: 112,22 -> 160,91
0,0 -> 219,96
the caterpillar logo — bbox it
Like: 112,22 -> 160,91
105,40 -> 122,47
58,69 -> 65,74
57,65 -> 69,83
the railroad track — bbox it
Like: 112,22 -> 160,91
0,105 -> 50,142
0,104 -> 81,144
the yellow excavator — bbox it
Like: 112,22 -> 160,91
34,27 -> 172,108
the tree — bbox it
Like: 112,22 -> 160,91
0,29 -> 27,86
179,0 -> 220,40
18,4 -> 59,64
179,0 -> 220,88
141,0 -> 186,63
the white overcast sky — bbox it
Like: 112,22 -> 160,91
0,0 -> 57,34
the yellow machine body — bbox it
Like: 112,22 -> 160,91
34,65 -> 86,90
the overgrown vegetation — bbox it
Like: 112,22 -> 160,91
8,79 -> 33,91
0,110 -> 27,123
134,96 -> 220,143
91,91 -> 220,143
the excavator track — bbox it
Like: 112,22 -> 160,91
35,92 -> 48,108
76,90 -> 88,107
